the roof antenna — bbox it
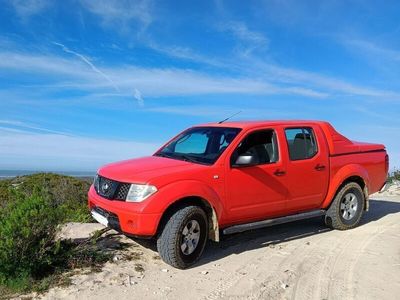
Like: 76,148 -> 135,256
218,111 -> 242,124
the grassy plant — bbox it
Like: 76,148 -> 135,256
0,173 -> 91,222
0,174 -> 112,296
0,191 -> 64,291
388,169 -> 400,183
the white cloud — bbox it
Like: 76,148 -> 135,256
343,39 -> 400,62
0,51 -> 92,78
10,0 -> 49,17
143,105 -> 296,119
147,42 -> 227,67
250,61 -> 400,98
109,67 -> 329,97
1,48 -> 397,102
222,21 -> 268,46
0,129 -> 158,171
0,50 -> 327,98
0,120 -> 26,126
219,21 -> 269,56
79,0 -> 153,34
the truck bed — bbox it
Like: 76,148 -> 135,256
319,122 -> 387,195
319,122 -> 385,156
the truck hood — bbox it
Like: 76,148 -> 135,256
98,156 -> 206,185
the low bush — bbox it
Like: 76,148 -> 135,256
0,173 -> 91,222
0,191 -> 64,290
0,174 -> 109,295
388,169 -> 400,183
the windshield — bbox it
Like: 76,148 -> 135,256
155,126 -> 241,165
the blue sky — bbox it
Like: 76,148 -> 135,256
0,0 -> 399,172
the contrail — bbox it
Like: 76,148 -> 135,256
134,88 -> 144,106
53,42 -> 120,92
0,119 -> 72,136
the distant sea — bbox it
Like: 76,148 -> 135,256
0,170 -> 95,179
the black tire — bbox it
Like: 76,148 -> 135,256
325,182 -> 365,230
157,206 -> 208,269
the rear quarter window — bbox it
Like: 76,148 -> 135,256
285,127 -> 318,160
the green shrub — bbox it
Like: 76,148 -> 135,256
0,173 -> 92,222
387,169 -> 400,183
0,174 -> 113,295
0,191 -> 64,289
0,190 -> 110,294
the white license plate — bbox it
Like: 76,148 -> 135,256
91,210 -> 109,227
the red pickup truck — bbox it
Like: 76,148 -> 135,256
88,120 -> 388,268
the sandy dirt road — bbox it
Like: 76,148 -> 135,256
41,193 -> 400,300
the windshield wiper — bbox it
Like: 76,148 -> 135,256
155,152 -> 206,165
177,154 -> 199,163
155,152 -> 174,159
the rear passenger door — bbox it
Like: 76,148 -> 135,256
284,126 -> 329,212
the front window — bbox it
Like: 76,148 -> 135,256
231,129 -> 279,165
155,127 -> 241,165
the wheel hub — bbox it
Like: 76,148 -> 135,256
340,192 -> 358,220
181,220 -> 201,255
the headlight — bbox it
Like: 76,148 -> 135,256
126,184 -> 158,202
93,174 -> 99,192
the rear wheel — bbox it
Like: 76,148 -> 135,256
157,206 -> 208,269
325,182 -> 365,230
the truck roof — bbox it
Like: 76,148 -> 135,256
199,120 -> 327,129
197,120 -> 385,156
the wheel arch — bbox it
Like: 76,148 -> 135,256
156,195 -> 220,242
323,164 -> 370,211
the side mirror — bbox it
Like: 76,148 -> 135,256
232,154 -> 257,167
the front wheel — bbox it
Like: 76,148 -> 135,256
157,206 -> 208,269
325,182 -> 365,230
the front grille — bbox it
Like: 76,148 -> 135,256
116,183 -> 130,200
94,175 -> 130,201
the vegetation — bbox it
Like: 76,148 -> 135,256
0,173 -> 112,296
0,173 -> 91,221
388,169 -> 400,183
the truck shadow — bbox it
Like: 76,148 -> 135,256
198,198 -> 400,267
130,198 -> 400,267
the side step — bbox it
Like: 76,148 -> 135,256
223,209 -> 326,235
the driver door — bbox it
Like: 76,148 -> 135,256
225,128 -> 288,223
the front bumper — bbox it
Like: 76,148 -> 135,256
88,186 -> 161,237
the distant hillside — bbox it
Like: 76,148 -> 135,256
0,173 -> 92,222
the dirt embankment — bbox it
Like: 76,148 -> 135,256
28,185 -> 400,300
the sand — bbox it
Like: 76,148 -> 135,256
25,185 -> 400,300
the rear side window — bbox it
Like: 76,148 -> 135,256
285,128 -> 318,160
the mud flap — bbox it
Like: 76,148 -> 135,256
364,186 -> 369,211
208,208 -> 220,242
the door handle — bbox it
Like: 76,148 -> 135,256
315,164 -> 326,171
274,169 -> 286,176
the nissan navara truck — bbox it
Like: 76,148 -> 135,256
88,121 -> 388,268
